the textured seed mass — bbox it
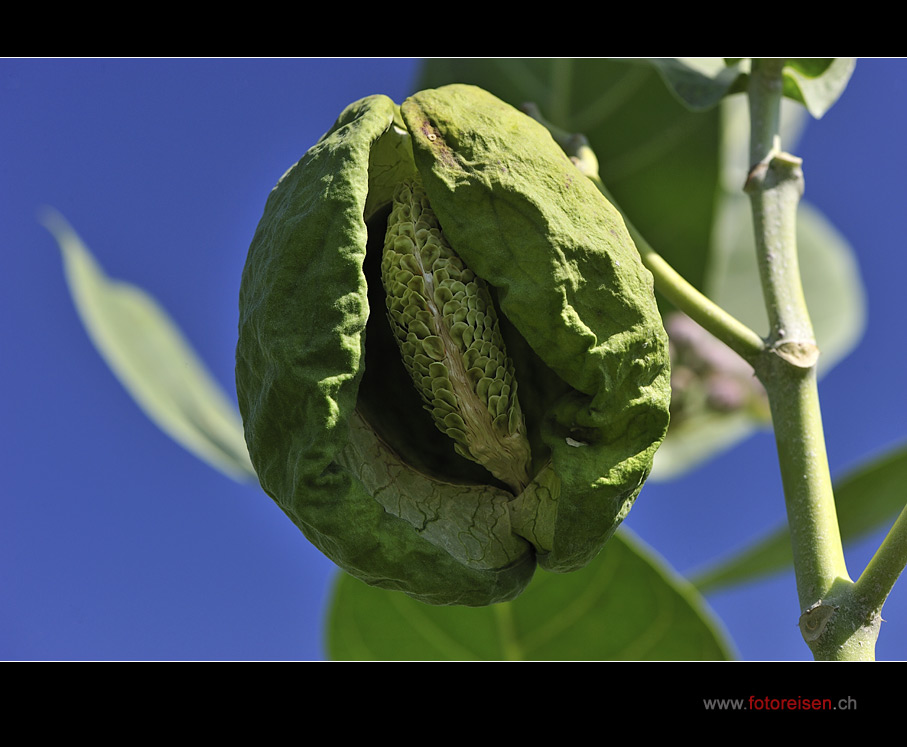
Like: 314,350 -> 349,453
381,177 -> 533,494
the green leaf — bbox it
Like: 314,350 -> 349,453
692,443 -> 907,592
648,58 -> 748,111
42,208 -> 256,482
327,529 -> 735,660
646,58 -> 856,119
835,445 -> 907,539
782,58 -> 856,118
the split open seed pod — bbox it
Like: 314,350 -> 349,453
235,85 -> 671,606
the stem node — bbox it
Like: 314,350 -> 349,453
771,340 -> 820,369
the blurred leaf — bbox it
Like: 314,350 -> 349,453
692,532 -> 792,595
419,58 -> 723,294
692,443 -> 907,592
327,529 -> 735,660
783,58 -> 856,118
42,208 -> 256,482
646,58 -> 855,119
648,58 -> 748,111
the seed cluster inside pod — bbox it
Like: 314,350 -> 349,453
381,176 -> 533,494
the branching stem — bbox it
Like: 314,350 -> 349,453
745,59 -> 876,660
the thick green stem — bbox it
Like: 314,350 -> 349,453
746,60 -> 874,660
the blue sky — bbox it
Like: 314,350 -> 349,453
3,58 -> 905,661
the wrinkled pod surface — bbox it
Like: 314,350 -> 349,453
236,85 -> 671,606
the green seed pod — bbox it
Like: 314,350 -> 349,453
236,84 -> 671,606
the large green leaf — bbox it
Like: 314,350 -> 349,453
327,529 -> 735,660
42,208 -> 256,482
692,443 -> 907,592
